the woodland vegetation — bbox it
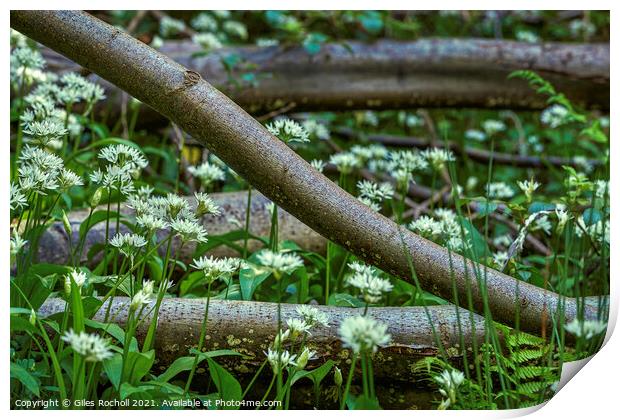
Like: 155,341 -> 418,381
9,10 -> 609,410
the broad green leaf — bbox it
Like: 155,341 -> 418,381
206,357 -> 242,408
10,362 -> 40,397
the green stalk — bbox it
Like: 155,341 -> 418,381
340,353 -> 358,410
184,281 -> 213,394
242,189 -> 252,258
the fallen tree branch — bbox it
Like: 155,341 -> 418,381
39,38 -> 609,123
334,127 -> 605,169
39,297 -> 488,382
35,190 -> 326,266
12,10 -> 603,337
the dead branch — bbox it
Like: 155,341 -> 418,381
39,38 -> 609,123
12,10 -> 603,337
39,297 -> 489,382
34,190 -> 326,266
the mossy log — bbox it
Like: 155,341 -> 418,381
39,297 -> 488,383
11,10 -> 604,338
35,190 -> 325,266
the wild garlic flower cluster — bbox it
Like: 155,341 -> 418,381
130,280 -> 155,311
16,146 -> 83,196
329,152 -> 362,175
421,148 -> 456,172
109,233 -> 148,259
126,190 -> 217,244
188,161 -> 226,189
191,256 -> 241,283
565,319 -> 607,340
302,120 -> 330,140
64,269 -> 88,295
386,149 -> 428,190
10,45 -> 46,87
346,262 -> 393,304
517,179 -> 541,202
574,215 -> 610,244
541,104 -> 570,128
10,231 -> 27,262
310,159 -> 326,173
266,119 -> 310,143
409,209 -> 469,252
397,111 -> 423,128
434,369 -> 465,409
266,348 -> 298,374
192,33 -> 223,51
61,329 -> 113,362
90,145 -> 148,197
356,180 -> 394,211
256,249 -> 304,275
481,119 -> 506,135
516,30 -> 540,43
160,15 -> 186,37
485,182 -> 515,199
266,307 -> 327,374
465,129 -> 487,142
338,315 -> 391,354
296,305 -> 330,328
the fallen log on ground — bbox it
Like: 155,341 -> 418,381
12,10 -> 604,338
39,297 -> 488,383
40,38 -> 609,124
36,190 -> 325,266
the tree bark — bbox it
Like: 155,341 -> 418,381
39,37 -> 609,124
39,297 -> 488,383
11,10 -> 604,337
35,190 -> 326,266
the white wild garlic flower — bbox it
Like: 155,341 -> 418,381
465,129 -> 487,142
266,119 -> 310,143
517,179 -> 541,202
541,104 -> 570,128
302,120 -> 330,140
357,180 -> 394,202
295,305 -> 329,327
256,249 -> 304,274
310,159 -> 326,173
188,161 -> 226,188
485,182 -> 515,199
130,280 -> 155,311
266,348 -> 297,374
565,319 -> 607,340
421,148 -> 455,171
329,152 -> 361,175
61,329 -> 113,362
482,119 -> 506,135
192,33 -> 223,51
109,233 -> 148,257
346,271 -> 393,304
338,315 -> 391,354
191,256 -> 240,282
286,318 -> 312,338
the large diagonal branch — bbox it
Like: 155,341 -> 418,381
40,37 -> 609,124
11,10 -> 603,337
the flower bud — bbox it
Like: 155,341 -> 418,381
90,187 -> 104,208
297,347 -> 313,370
62,210 -> 72,237
334,366 -> 343,387
29,309 -> 36,326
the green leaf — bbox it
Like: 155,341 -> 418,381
239,268 -> 271,301
582,208 -> 602,226
206,358 -> 242,408
328,293 -> 365,308
125,350 -> 155,385
158,350 -> 242,383
79,210 -> 124,241
11,362 -> 40,397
